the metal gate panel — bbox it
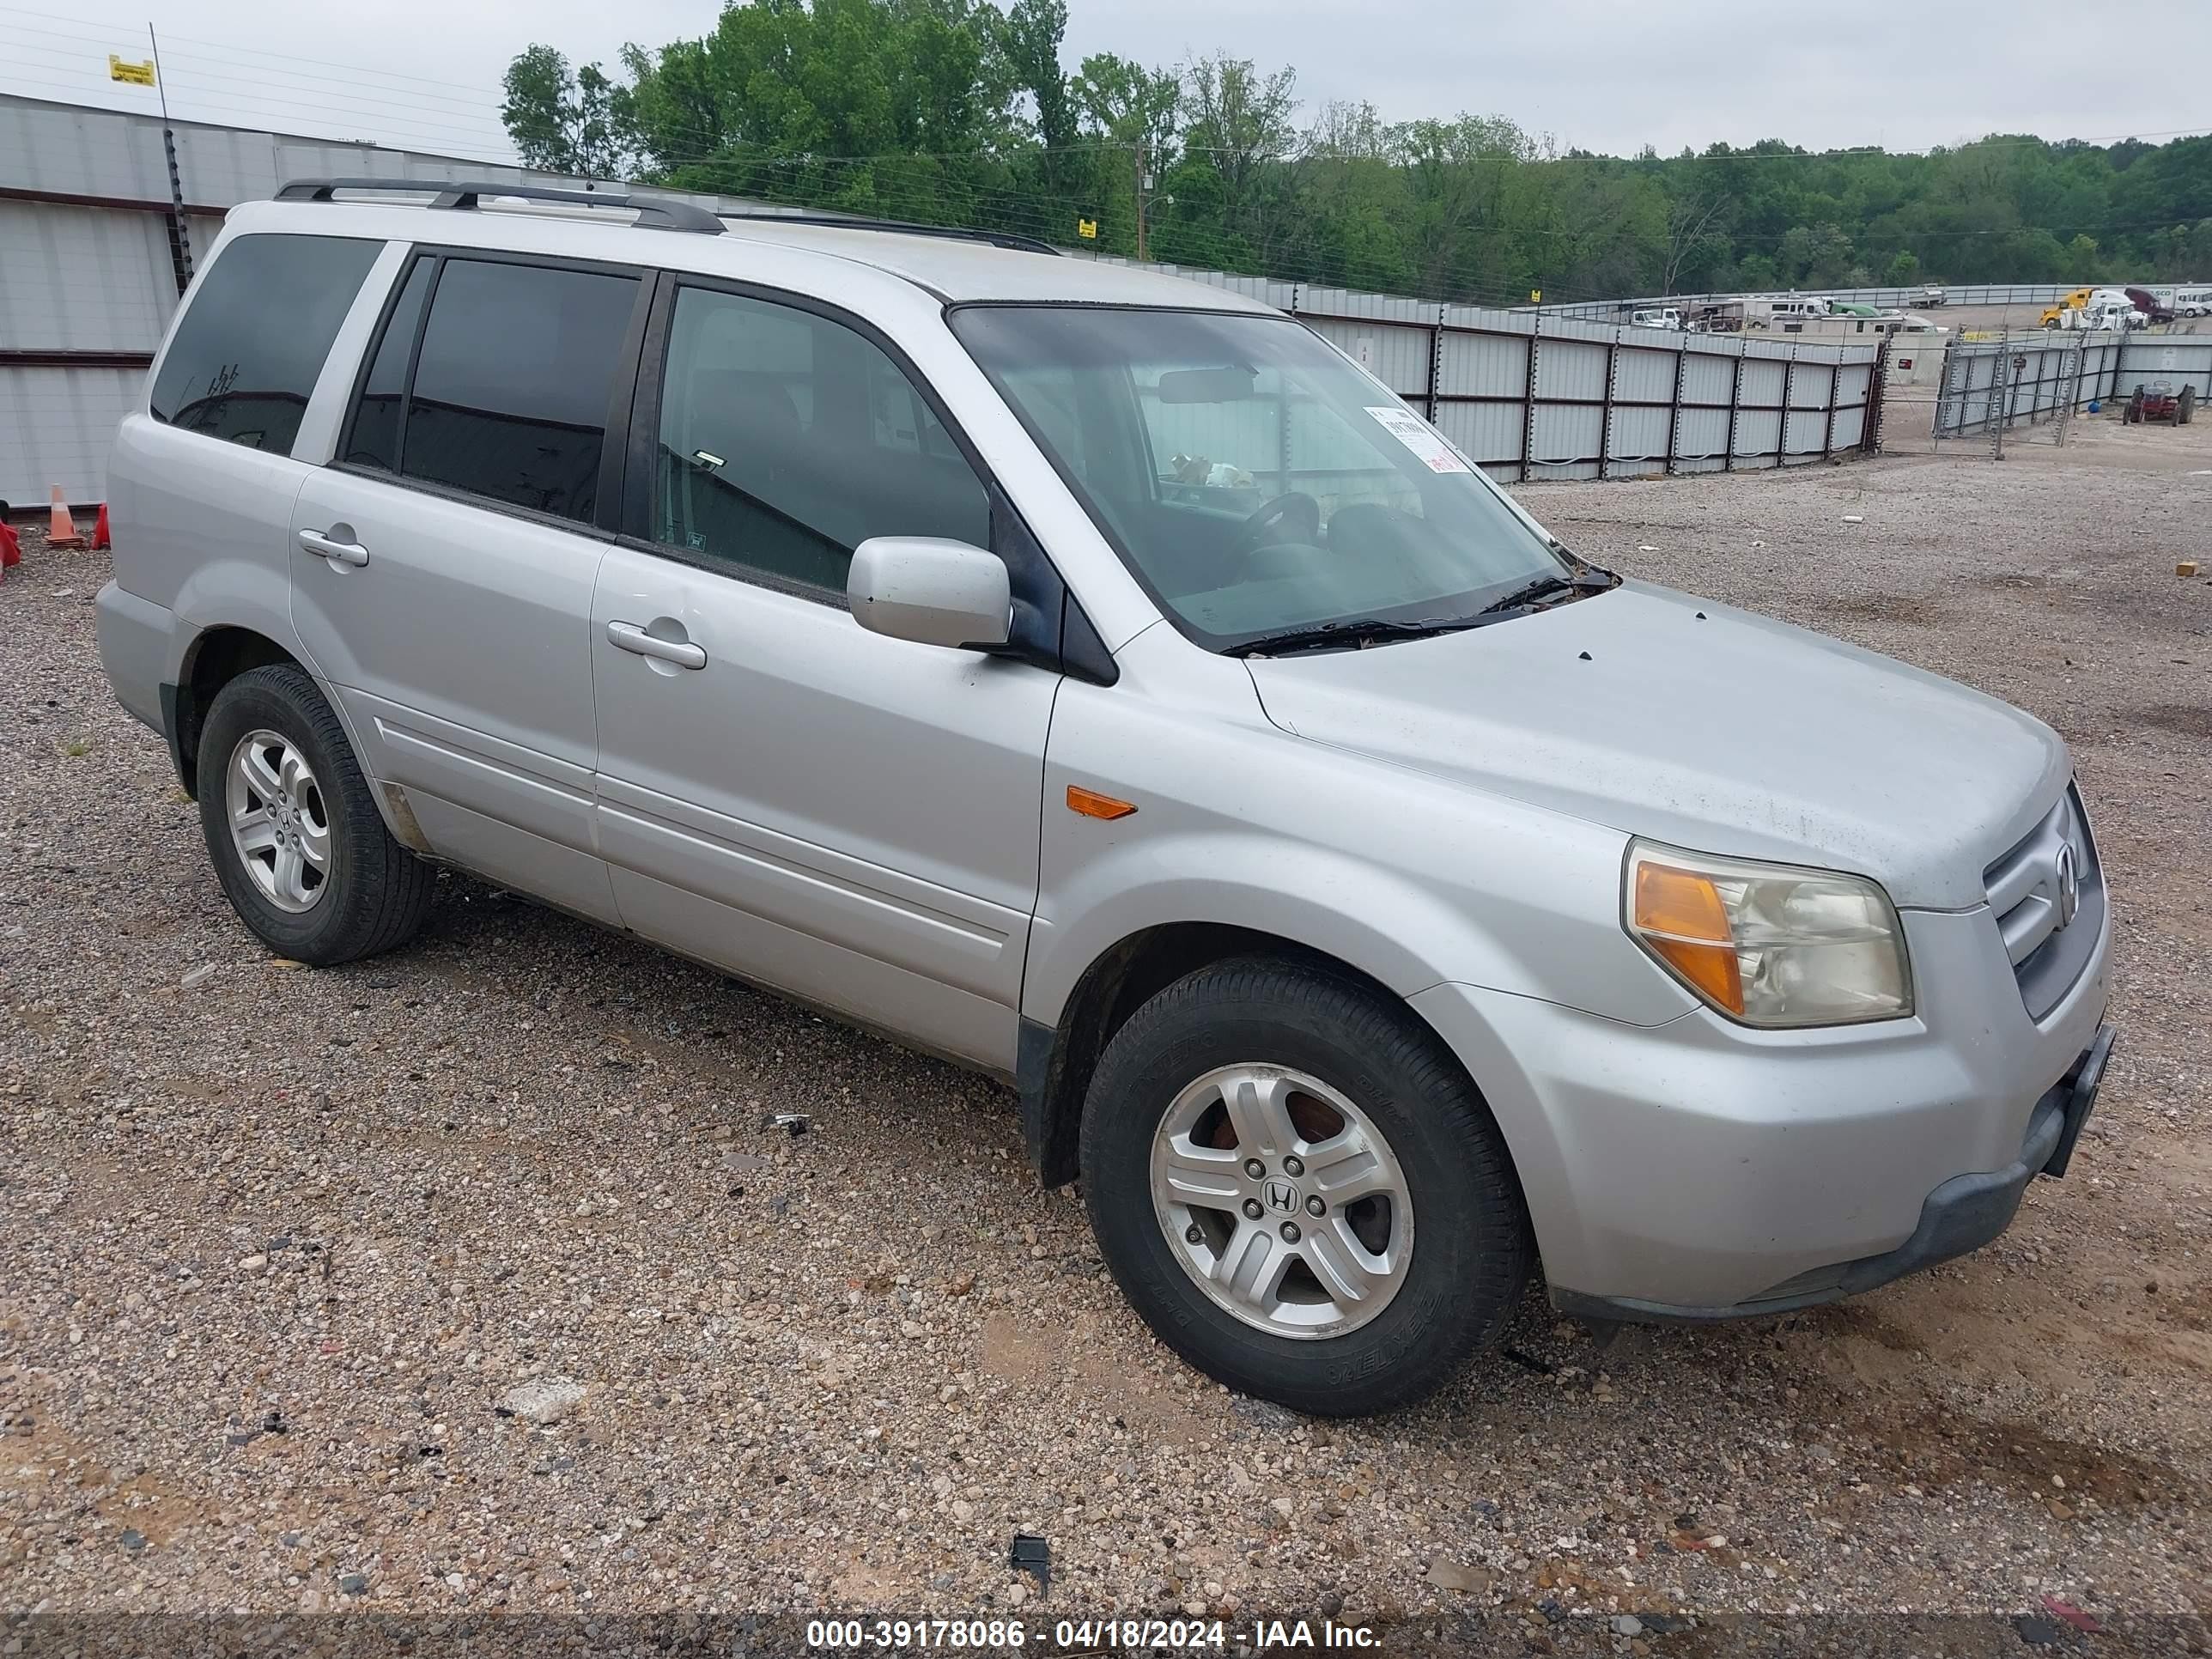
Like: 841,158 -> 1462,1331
1301,315 -> 1433,400
1680,351 -> 1738,405
1433,399 -> 1526,470
2114,338 -> 2212,398
1528,403 -> 1604,479
1435,331 -> 1525,398
1607,406 -> 1671,475
1674,408 -> 1732,471
1534,338 -> 1608,401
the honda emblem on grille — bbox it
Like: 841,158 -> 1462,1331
2054,842 -> 2081,929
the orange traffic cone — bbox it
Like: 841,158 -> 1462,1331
46,485 -> 87,550
91,503 -> 112,551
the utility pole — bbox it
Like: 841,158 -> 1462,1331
1133,142 -> 1147,263
149,25 -> 193,295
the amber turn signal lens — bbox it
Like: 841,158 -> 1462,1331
1632,861 -> 1745,1014
1066,785 -> 1137,821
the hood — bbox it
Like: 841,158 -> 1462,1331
1243,580 -> 2068,909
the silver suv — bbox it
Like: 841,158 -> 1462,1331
95,181 -> 2114,1415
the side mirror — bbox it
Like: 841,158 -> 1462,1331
848,538 -> 1011,651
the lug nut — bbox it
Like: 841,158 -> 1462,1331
1279,1221 -> 1301,1243
1243,1158 -> 1266,1180
1185,1224 -> 1204,1244
1306,1195 -> 1325,1217
1283,1155 -> 1304,1176
1243,1199 -> 1264,1219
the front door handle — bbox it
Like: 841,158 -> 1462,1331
298,527 -> 369,567
606,618 -> 707,670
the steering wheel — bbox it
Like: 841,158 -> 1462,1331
1230,491 -> 1321,565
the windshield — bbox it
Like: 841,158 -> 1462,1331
950,307 -> 1569,651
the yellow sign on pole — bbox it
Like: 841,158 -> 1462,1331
109,54 -> 157,85
1529,288 -> 1542,303
1077,217 -> 1097,240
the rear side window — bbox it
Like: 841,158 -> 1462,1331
379,258 -> 640,525
150,233 -> 380,453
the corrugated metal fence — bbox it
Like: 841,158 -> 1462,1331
1547,283 -> 2086,323
3,89 -> 1879,504
1933,331 -> 2212,438
1289,294 -> 1877,480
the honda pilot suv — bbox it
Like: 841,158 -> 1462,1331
96,180 -> 2114,1415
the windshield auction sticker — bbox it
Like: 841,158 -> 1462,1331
1364,405 -> 1472,472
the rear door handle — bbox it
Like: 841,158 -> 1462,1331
297,527 -> 369,567
606,618 -> 707,670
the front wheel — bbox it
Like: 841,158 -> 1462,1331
1079,958 -> 1530,1416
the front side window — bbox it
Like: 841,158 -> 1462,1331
150,233 -> 381,454
951,307 -> 1568,651
373,258 -> 640,525
651,286 -> 990,592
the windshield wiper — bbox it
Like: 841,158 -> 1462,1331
1224,617 -> 1491,657
1474,568 -> 1616,616
1225,567 -> 1621,657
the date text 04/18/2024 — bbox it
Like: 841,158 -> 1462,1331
804,1617 -> 1382,1650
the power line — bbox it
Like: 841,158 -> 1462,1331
0,3 -> 510,97
0,47 -> 516,146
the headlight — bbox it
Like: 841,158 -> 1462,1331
1624,841 -> 1912,1028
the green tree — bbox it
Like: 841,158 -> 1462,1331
501,45 -> 634,178
501,7 -> 2212,303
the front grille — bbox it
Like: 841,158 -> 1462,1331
1984,785 -> 2103,1021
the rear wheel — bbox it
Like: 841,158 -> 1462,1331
196,664 -> 434,965
1079,957 -> 1530,1416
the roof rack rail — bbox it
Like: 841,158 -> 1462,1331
275,178 -> 725,235
716,210 -> 1059,257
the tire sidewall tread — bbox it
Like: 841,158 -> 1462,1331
1080,957 -> 1529,1417
195,664 -> 433,966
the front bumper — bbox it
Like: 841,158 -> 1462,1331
1554,1023 -> 2113,1322
1409,897 -> 2112,1315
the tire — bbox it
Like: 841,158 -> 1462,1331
195,663 -> 434,965
1079,957 -> 1531,1417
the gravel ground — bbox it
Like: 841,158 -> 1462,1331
3,444 -> 2209,1649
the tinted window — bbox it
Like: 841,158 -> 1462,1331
402,259 -> 639,524
653,287 -> 990,591
150,233 -> 380,453
343,255 -> 434,471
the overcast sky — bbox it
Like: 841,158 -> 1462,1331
5,0 -> 2209,163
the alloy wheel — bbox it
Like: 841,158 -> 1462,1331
1149,1063 -> 1413,1339
223,727 -> 331,914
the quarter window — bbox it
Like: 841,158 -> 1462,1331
150,233 -> 381,453
343,254 -> 434,472
651,287 -> 990,591
356,258 -> 640,525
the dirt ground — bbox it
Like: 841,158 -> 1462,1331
2,437 -> 2209,1650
